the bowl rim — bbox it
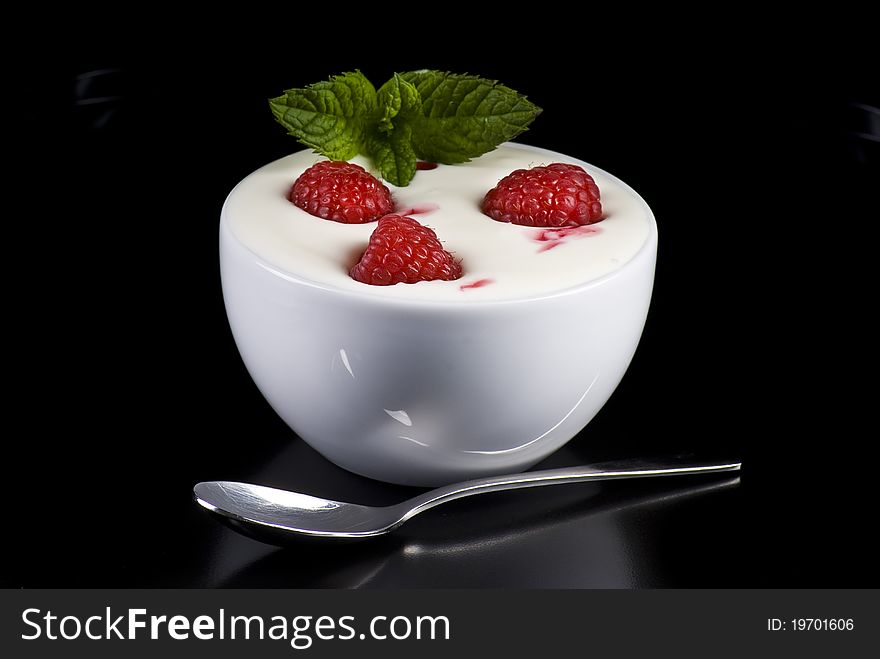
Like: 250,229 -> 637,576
220,143 -> 658,310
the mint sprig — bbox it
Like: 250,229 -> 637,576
270,70 -> 541,186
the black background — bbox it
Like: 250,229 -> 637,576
6,22 -> 877,587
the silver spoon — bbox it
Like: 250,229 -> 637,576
194,458 -> 740,542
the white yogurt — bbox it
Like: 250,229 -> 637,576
222,143 -> 651,301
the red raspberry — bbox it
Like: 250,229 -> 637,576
350,215 -> 463,286
290,160 -> 394,224
481,163 -> 603,227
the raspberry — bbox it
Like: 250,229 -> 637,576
290,160 -> 394,224
481,163 -> 603,227
350,215 -> 463,286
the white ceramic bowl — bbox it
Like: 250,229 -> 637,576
220,148 -> 657,486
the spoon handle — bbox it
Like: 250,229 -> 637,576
398,458 -> 741,521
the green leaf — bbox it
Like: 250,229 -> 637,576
375,73 -> 422,134
367,74 -> 421,185
269,71 -> 377,160
399,71 -> 541,164
366,124 -> 417,187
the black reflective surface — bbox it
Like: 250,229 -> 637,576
7,31 -> 877,587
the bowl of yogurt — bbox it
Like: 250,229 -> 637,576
220,143 -> 657,486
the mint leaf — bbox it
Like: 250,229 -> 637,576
375,73 -> 421,133
366,124 -> 417,187
269,71 -> 376,160
367,74 -> 421,185
399,71 -> 541,164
